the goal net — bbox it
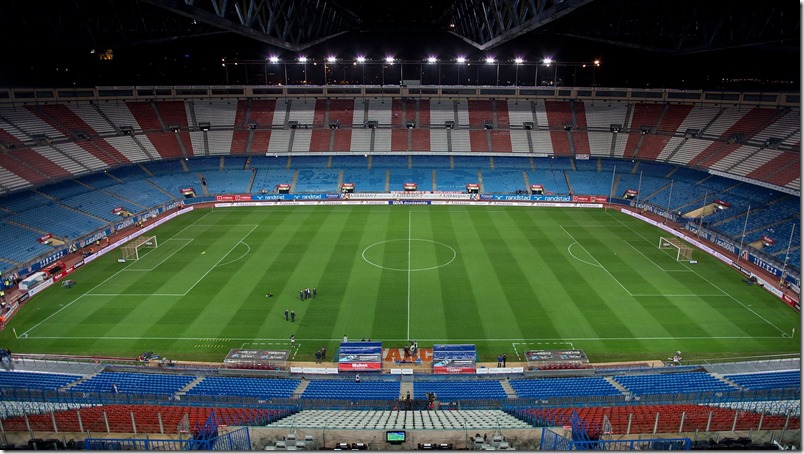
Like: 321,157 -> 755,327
120,235 -> 158,261
658,237 -> 694,262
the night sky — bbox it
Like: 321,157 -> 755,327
0,1 -> 799,91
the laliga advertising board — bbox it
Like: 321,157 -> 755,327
338,342 -> 383,371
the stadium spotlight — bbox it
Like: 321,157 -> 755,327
269,56 -> 279,63
456,57 -> 466,64
298,56 -> 308,63
514,57 -> 524,64
485,57 -> 495,64
327,56 -> 337,63
385,56 -> 395,64
427,56 -> 438,64
594,59 -> 601,66
543,58 -> 553,66
356,56 -> 366,63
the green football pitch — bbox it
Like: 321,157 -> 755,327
1,205 -> 799,363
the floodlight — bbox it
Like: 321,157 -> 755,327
327,56 -> 337,63
385,56 -> 394,64
356,56 -> 366,63
427,56 -> 437,63
269,56 -> 279,63
514,58 -> 524,64
298,56 -> 307,63
543,58 -> 553,65
456,57 -> 466,64
485,57 -> 495,64
594,60 -> 601,66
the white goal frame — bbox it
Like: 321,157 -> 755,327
120,235 -> 158,261
658,237 -> 694,262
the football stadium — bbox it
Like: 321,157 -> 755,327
0,0 -> 800,450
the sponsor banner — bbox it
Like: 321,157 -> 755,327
290,367 -> 339,374
476,367 -> 525,374
762,235 -> 776,246
339,354 -> 382,363
115,216 -> 138,232
632,202 -> 679,222
525,350 -> 588,362
572,195 -> 607,203
26,277 -> 55,297
433,366 -> 476,374
215,194 -> 254,202
112,207 -> 124,214
432,200 -> 492,206
17,291 -> 30,304
389,200 -> 431,205
350,192 -> 472,200
35,249 -> 67,271
575,153 -> 590,160
433,358 -> 476,369
37,233 -> 53,243
480,194 -> 573,202
782,294 -> 801,312
338,362 -> 382,371
79,229 -> 113,249
252,194 -> 291,201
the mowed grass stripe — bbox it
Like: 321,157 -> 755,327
465,209 -> 533,341
508,209 -> 599,339
421,208 -> 483,342
306,208 -> 366,352
370,208 -> 409,340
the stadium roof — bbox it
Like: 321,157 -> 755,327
0,0 -> 799,89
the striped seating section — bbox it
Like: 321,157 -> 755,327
185,376 -> 300,398
724,371 -> 801,390
0,371 -> 81,390
509,377 -> 622,398
69,372 -> 196,395
613,372 -> 737,396
414,380 -> 507,400
301,380 -> 400,400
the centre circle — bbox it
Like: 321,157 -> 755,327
362,239 -> 457,271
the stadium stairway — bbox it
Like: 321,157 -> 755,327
292,378 -> 311,398
59,371 -> 102,392
400,381 -> 414,399
499,379 -> 517,399
605,376 -> 631,394
176,376 -> 206,396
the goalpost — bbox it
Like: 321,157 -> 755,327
658,237 -> 694,262
120,235 -> 158,261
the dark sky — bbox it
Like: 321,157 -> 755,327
0,0 -> 798,90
